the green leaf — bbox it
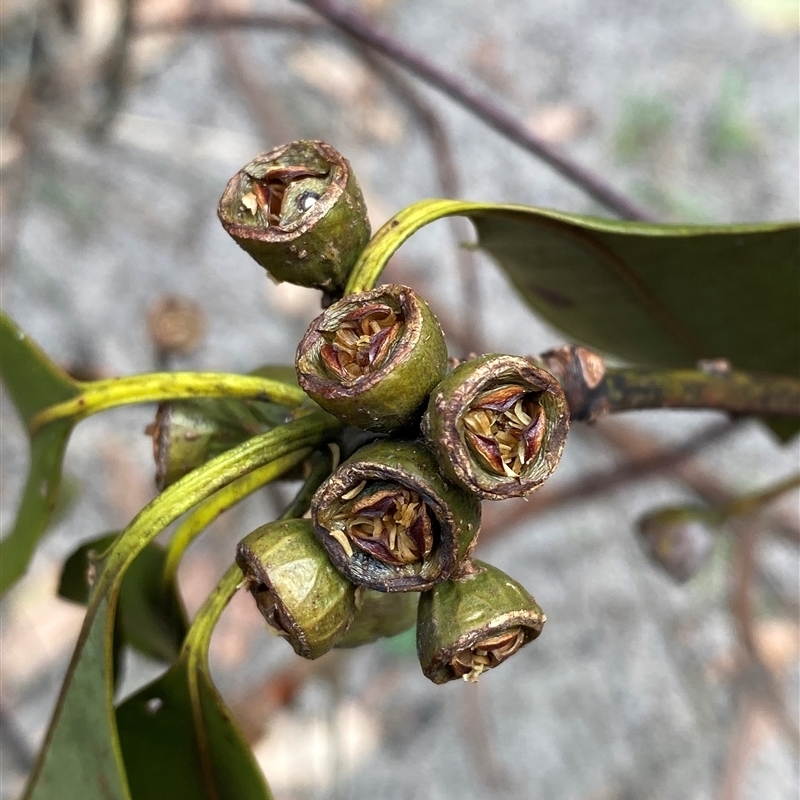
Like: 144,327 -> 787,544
0,312 -> 81,594
27,593 -> 130,799
0,311 -> 79,429
22,414 -> 339,800
59,534 -> 188,664
347,200 -> 800,435
116,567 -> 272,800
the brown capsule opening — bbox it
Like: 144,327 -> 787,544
237,164 -> 331,230
449,627 -> 526,683
251,581 -> 294,639
318,304 -> 404,384
146,403 -> 172,491
462,384 -> 546,478
326,480 -> 438,567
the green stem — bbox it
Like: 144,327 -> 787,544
180,451 -> 336,649
98,412 -> 339,587
278,449 -> 335,520
540,345 -> 800,421
602,367 -> 800,418
30,372 -> 307,433
169,449 -> 331,653
346,199 -> 479,293
180,562 -> 243,797
182,564 -> 242,659
162,448 -> 312,587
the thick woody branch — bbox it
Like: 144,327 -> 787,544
539,345 -> 800,422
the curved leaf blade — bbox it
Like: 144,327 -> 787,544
26,594 -> 129,800
22,415 -> 338,800
59,535 -> 188,664
470,209 -> 799,377
116,646 -> 271,800
0,420 -> 75,594
0,311 -> 79,430
117,565 -> 271,800
0,314 -> 82,594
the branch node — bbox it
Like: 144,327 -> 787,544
538,345 -> 608,422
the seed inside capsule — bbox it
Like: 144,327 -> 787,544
242,165 -> 328,227
461,384 -> 545,478
330,482 -> 435,566
449,627 -> 526,682
252,582 -> 293,638
319,304 -> 404,383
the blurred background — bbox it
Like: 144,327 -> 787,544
0,0 -> 798,798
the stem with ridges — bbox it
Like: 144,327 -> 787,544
183,564 -> 243,659
31,372 -> 307,433
539,345 -> 800,421
162,448 -> 312,588
97,413 -> 338,585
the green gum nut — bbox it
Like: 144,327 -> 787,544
417,559 -> 546,685
336,589 -> 419,648
312,440 -> 481,593
217,140 -> 370,294
148,397 -> 291,490
147,365 -> 300,490
296,284 -> 448,432
637,507 -> 715,583
422,354 -> 570,500
236,519 -> 356,660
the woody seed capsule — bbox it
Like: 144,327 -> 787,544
417,559 -> 546,684
218,140 -> 370,293
236,519 -> 356,659
423,354 -> 570,499
296,285 -> 448,432
312,440 -> 481,592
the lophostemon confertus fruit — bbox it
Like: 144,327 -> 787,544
417,559 -> 546,684
312,440 -> 481,593
218,140 -> 370,294
236,519 -> 356,659
296,284 -> 447,433
423,354 -> 570,499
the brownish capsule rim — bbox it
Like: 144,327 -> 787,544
152,402 -> 172,492
422,609 -> 546,684
217,140 -> 349,243
296,284 -> 428,401
424,354 -> 569,500
235,540 -> 311,659
311,456 -> 461,592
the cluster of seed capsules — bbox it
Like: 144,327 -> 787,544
156,141 -> 572,684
